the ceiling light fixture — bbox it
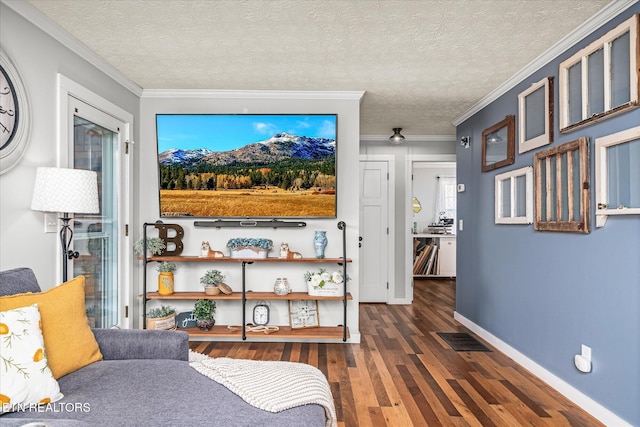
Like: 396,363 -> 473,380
389,128 -> 405,145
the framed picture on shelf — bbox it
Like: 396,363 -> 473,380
289,300 -> 319,329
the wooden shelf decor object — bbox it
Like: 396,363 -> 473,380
141,221 -> 351,341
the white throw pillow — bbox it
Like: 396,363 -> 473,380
0,304 -> 63,413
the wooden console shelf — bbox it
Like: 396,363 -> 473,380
141,221 -> 351,342
185,325 -> 350,340
147,256 -> 351,264
144,291 -> 353,301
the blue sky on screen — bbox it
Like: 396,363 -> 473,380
157,114 -> 336,153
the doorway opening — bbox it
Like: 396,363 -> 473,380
405,156 -> 456,302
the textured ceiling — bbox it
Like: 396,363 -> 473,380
27,0 -> 610,136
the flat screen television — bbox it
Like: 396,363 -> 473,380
156,114 -> 337,218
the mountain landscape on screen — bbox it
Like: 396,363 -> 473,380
157,132 -> 337,218
159,133 -> 336,167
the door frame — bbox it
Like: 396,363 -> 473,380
405,154 -> 456,302
57,74 -> 134,329
359,154 -> 395,304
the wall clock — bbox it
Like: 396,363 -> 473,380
0,49 -> 31,175
253,300 -> 270,326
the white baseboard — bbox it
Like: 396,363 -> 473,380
453,311 -> 632,427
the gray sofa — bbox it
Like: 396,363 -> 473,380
0,268 -> 326,427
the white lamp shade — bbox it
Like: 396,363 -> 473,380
31,167 -> 100,214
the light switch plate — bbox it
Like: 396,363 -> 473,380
44,213 -> 58,233
457,183 -> 465,192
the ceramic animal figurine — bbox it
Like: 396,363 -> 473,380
279,242 -> 302,259
199,241 -> 224,258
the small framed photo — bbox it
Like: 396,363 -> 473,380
288,300 -> 319,329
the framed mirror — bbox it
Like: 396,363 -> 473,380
482,115 -> 515,172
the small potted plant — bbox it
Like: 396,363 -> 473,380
193,299 -> 216,331
304,268 -> 348,296
134,237 -> 166,258
226,238 -> 273,258
200,269 -> 225,295
146,305 -> 176,330
156,261 -> 177,295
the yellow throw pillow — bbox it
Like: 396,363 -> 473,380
0,276 -> 103,378
0,304 -> 64,413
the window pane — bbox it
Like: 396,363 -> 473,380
549,157 -> 557,221
560,152 -> 569,221
501,179 -> 511,217
540,160 -> 547,221
588,48 -> 604,116
73,116 -> 119,329
607,138 -> 640,209
611,31 -> 631,108
572,149 -> 581,221
514,175 -> 527,217
525,86 -> 545,140
568,63 -> 583,124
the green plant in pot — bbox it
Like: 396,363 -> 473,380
134,237 -> 166,257
193,299 -> 216,331
156,262 -> 177,295
200,269 -> 225,295
146,305 -> 176,330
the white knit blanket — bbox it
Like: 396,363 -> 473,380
189,351 -> 337,427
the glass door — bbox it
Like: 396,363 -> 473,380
69,98 -> 126,329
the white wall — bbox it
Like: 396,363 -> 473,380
137,92 -> 362,339
412,164 -> 456,232
0,4 -> 139,288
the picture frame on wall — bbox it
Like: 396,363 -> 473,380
481,115 -> 515,173
288,300 -> 319,329
518,77 -> 554,153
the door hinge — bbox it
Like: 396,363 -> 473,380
386,282 -> 389,289
387,172 -> 389,180
387,227 -> 389,234
125,224 -> 129,236
125,305 -> 129,318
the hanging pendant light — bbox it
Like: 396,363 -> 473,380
389,128 -> 405,145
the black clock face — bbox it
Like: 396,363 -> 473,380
0,64 -> 19,150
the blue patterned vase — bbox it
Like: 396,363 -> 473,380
314,231 -> 328,259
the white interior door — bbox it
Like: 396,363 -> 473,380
359,161 -> 389,302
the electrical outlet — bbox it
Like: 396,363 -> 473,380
44,213 -> 58,233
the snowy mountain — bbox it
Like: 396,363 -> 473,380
158,148 -> 214,165
159,133 -> 335,167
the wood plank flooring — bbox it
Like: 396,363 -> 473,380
189,278 -> 603,426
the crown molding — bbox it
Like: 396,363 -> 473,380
2,0 -> 143,97
141,89 -> 365,100
360,134 -> 456,143
453,0 -> 638,126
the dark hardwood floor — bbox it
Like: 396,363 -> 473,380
190,278 -> 603,426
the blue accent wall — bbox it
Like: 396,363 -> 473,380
456,6 -> 640,425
